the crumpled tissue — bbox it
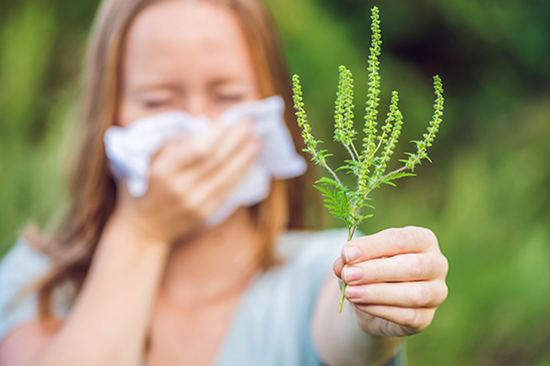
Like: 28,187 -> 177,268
104,96 -> 307,226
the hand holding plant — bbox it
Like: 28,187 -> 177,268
292,6 -> 445,313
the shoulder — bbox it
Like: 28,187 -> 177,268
0,238 -> 50,303
0,239 -> 50,343
0,318 -> 61,366
0,238 -> 49,282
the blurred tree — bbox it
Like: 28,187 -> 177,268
0,0 -> 99,254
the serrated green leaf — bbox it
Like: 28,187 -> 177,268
315,177 -> 339,186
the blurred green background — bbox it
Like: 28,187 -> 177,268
1,0 -> 549,364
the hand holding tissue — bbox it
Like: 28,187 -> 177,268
104,96 -> 307,227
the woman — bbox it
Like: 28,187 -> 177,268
0,0 -> 449,365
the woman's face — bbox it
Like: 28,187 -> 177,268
118,0 -> 261,126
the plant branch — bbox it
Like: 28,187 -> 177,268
321,159 -> 344,187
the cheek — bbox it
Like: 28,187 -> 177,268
116,95 -> 153,127
116,97 -> 135,127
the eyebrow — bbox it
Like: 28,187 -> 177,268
129,78 -> 253,94
209,79 -> 252,89
132,83 -> 182,93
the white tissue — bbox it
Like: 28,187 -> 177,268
104,96 -> 307,226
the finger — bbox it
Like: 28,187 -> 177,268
341,227 -> 439,264
354,304 -> 436,335
194,137 -> 262,215
162,122 -> 229,171
333,256 -> 345,279
196,119 -> 254,177
152,133 -> 193,172
191,122 -> 230,160
345,280 -> 448,308
341,253 -> 444,285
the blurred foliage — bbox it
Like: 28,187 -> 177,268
1,0 -> 549,364
0,0 -> 100,254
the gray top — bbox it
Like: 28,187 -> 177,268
0,229 -> 405,366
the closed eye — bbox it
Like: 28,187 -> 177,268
215,93 -> 246,103
142,98 -> 171,108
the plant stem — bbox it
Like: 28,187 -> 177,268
381,165 -> 408,180
372,130 -> 388,158
344,144 -> 358,163
321,159 -> 344,187
350,142 -> 361,162
367,163 -> 410,194
339,283 -> 347,314
339,224 -> 358,313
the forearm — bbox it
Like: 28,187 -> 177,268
312,275 -> 401,366
36,212 -> 170,366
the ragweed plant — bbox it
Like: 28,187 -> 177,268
292,6 -> 444,313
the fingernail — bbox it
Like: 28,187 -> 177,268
343,266 -> 362,282
345,285 -> 365,299
344,246 -> 361,262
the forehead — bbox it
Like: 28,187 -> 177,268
123,1 -> 255,85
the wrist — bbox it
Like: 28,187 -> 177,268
351,308 -> 403,365
104,208 -> 171,260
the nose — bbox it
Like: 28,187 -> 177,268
184,94 -> 207,117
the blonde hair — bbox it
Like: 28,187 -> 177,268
26,0 -> 315,319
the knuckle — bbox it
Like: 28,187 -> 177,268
410,285 -> 426,307
408,225 -> 433,237
368,264 -> 384,282
353,234 -> 369,246
404,226 -> 438,247
178,190 -> 197,211
421,283 -> 434,305
399,226 -> 416,239
401,309 -> 418,328
149,171 -> 169,192
395,227 -> 416,247
150,158 -> 168,179
437,282 -> 449,304
192,142 -> 209,160
430,251 -> 449,278
379,227 -> 408,246
185,194 -> 202,212
440,254 -> 450,276
384,227 -> 402,239
407,256 -> 424,279
361,285 -> 371,302
424,228 -> 438,245
148,168 -> 161,184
